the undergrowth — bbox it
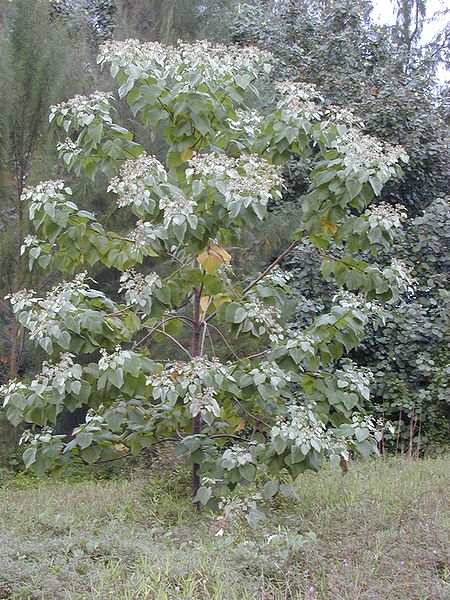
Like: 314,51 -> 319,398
0,456 -> 448,599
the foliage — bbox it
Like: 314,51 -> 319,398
0,37 -> 414,507
362,197 -> 450,452
226,0 -> 450,451
0,0 -> 98,460
228,0 -> 449,211
113,0 -> 238,44
50,0 -> 117,40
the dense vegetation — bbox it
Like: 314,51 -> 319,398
1,0 -> 447,463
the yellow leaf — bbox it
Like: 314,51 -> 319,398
321,217 -> 338,235
114,443 -> 128,453
200,295 -> 211,317
181,147 -> 194,162
197,243 -> 232,274
197,251 -> 222,274
209,243 -> 231,264
234,418 -> 248,433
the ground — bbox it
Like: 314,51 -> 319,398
0,455 -> 448,599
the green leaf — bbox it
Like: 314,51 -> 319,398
273,436 -> 287,455
76,432 -> 94,450
23,447 -> 37,469
239,463 -> 256,481
82,445 -> 101,464
263,480 -> 279,499
355,427 -> 369,442
233,307 -> 247,323
195,486 -> 212,506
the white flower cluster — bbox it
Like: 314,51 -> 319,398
365,202 -> 408,231
98,346 -> 133,372
336,359 -> 373,401
73,413 -> 105,436
0,380 -> 28,408
49,91 -> 113,131
146,356 -> 230,405
350,413 -> 379,431
175,356 -> 226,385
21,180 -> 73,220
333,129 -> 407,177
217,494 -> 264,528
332,290 -> 383,317
6,272 -> 90,345
127,220 -> 167,256
187,152 -> 283,219
383,258 -> 415,291
229,109 -> 263,138
276,81 -> 323,119
56,137 -> 79,153
19,427 -> 64,447
20,235 -> 48,257
188,152 -> 236,179
271,402 -> 353,460
98,39 -> 270,82
285,331 -> 317,358
85,407 -> 104,424
146,369 -> 177,402
37,353 -> 82,393
56,137 -> 82,166
243,297 -> 284,343
328,105 -> 364,128
271,403 -> 328,450
159,194 -> 196,227
107,153 -> 167,211
221,445 -> 254,470
261,266 -> 292,288
185,386 -> 221,420
119,269 -> 162,314
177,40 -> 270,77
249,361 -> 290,387
227,156 -> 283,207
98,39 -> 162,69
2,354 -> 82,421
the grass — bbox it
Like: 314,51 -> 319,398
0,456 -> 448,599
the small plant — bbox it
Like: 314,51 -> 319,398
1,39 -> 409,509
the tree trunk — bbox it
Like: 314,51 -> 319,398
191,284 -> 202,510
9,199 -> 24,379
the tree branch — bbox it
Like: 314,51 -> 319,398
153,327 -> 192,358
205,239 -> 299,323
134,316 -> 192,349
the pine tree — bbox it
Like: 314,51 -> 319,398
0,0 -> 95,460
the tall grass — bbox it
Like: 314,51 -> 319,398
0,456 -> 448,599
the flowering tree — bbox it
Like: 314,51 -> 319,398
1,40 -> 410,509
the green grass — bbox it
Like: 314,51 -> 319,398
0,456 -> 448,599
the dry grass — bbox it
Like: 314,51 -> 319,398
0,456 -> 448,599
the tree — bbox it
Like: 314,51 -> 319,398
50,0 -> 117,40
227,0 -> 449,211
0,0 -> 93,381
362,196 -> 450,454
223,0 -> 449,450
0,0 -> 95,461
1,40 -> 410,508
392,0 -> 427,57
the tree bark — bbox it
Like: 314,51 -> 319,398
191,283 -> 202,510
9,203 -> 24,379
